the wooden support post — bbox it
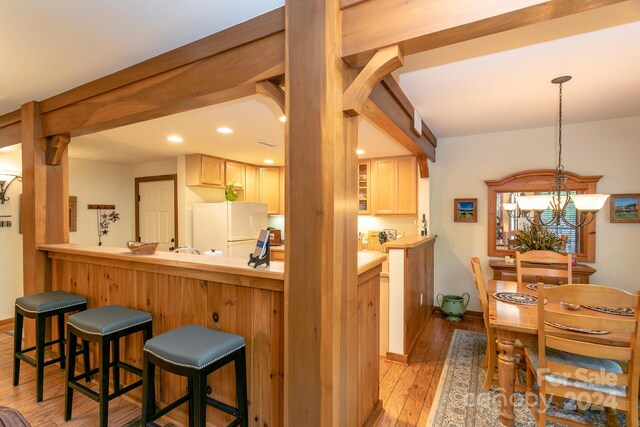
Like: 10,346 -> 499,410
45,135 -> 70,166
256,80 -> 285,113
21,101 -> 69,346
342,44 -> 403,116
285,0 -> 358,425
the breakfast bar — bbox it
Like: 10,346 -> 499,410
39,244 -> 385,427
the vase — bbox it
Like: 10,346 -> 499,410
436,293 -> 470,322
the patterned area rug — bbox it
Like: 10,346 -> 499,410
426,330 -> 629,426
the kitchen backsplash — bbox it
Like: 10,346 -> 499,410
268,215 -> 285,241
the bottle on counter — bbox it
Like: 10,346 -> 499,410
421,214 -> 428,236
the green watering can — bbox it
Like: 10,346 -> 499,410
436,293 -> 470,322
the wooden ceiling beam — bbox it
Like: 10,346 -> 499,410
0,110 -> 21,147
41,33 -> 285,137
342,0 -> 624,67
343,45 -> 403,116
39,7 -> 285,114
363,82 -> 436,161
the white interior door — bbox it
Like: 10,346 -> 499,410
138,180 -> 175,251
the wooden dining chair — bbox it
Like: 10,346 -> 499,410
525,284 -> 640,427
515,250 -> 572,286
470,257 -> 496,390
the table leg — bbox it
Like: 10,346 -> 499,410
497,331 -> 517,426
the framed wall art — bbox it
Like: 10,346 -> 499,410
610,194 -> 639,223
454,198 -> 477,223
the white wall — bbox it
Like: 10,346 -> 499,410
69,158 -> 134,247
430,116 -> 640,312
0,147 -> 24,319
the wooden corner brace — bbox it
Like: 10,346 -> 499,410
343,44 -> 403,117
417,155 -> 429,178
256,80 -> 285,114
45,135 -> 70,166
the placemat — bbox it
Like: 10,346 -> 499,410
493,292 -> 538,306
545,321 -> 609,335
582,305 -> 634,317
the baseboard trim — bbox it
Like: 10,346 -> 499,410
385,351 -> 408,365
434,307 -> 483,319
0,317 -> 14,327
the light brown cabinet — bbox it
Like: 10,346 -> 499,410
244,164 -> 258,202
186,154 -> 225,187
259,167 -> 281,214
371,156 -> 417,215
225,160 -> 245,188
279,168 -> 285,214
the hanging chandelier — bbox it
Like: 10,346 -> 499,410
503,76 -> 609,228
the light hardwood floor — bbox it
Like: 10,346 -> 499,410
0,314 -> 484,426
374,312 -> 484,427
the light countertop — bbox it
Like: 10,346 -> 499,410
383,235 -> 436,250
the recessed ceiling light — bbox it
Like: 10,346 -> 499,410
216,127 -> 233,134
356,149 -> 365,155
279,115 -> 286,123
263,159 -> 275,164
167,135 -> 183,143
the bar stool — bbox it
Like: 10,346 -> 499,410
141,324 -> 248,427
65,304 -> 153,427
13,290 -> 88,402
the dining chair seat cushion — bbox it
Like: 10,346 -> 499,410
144,324 -> 245,370
67,305 -> 152,336
525,346 -> 626,397
15,291 -> 87,314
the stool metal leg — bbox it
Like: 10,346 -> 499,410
36,314 -> 46,402
58,313 -> 66,369
13,309 -> 23,386
235,347 -> 249,427
141,351 -> 155,425
65,330 -> 77,421
99,338 -> 110,427
193,372 -> 207,427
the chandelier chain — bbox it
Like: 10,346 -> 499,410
557,81 -> 564,172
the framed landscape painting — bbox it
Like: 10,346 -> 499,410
610,194 -> 639,223
454,198 -> 477,223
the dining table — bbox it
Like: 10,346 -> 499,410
488,280 -> 631,426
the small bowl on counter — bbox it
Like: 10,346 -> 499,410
127,241 -> 159,255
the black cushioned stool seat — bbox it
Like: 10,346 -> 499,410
65,305 -> 152,427
142,325 -> 248,427
13,291 -> 88,402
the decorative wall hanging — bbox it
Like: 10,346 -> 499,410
454,198 -> 477,223
610,194 -> 639,223
88,204 -> 119,245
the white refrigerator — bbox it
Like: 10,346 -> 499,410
192,202 -> 268,258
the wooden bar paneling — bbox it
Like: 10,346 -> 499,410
357,265 -> 382,426
49,256 -> 283,426
403,239 -> 435,357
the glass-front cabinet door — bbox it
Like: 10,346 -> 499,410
358,161 -> 370,214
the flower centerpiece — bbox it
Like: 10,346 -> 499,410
512,224 -> 564,253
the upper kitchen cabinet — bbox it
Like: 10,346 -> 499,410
371,156 -> 417,215
259,166 -> 281,214
358,161 -> 371,215
225,160 -> 245,188
244,164 -> 258,202
186,154 -> 225,187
